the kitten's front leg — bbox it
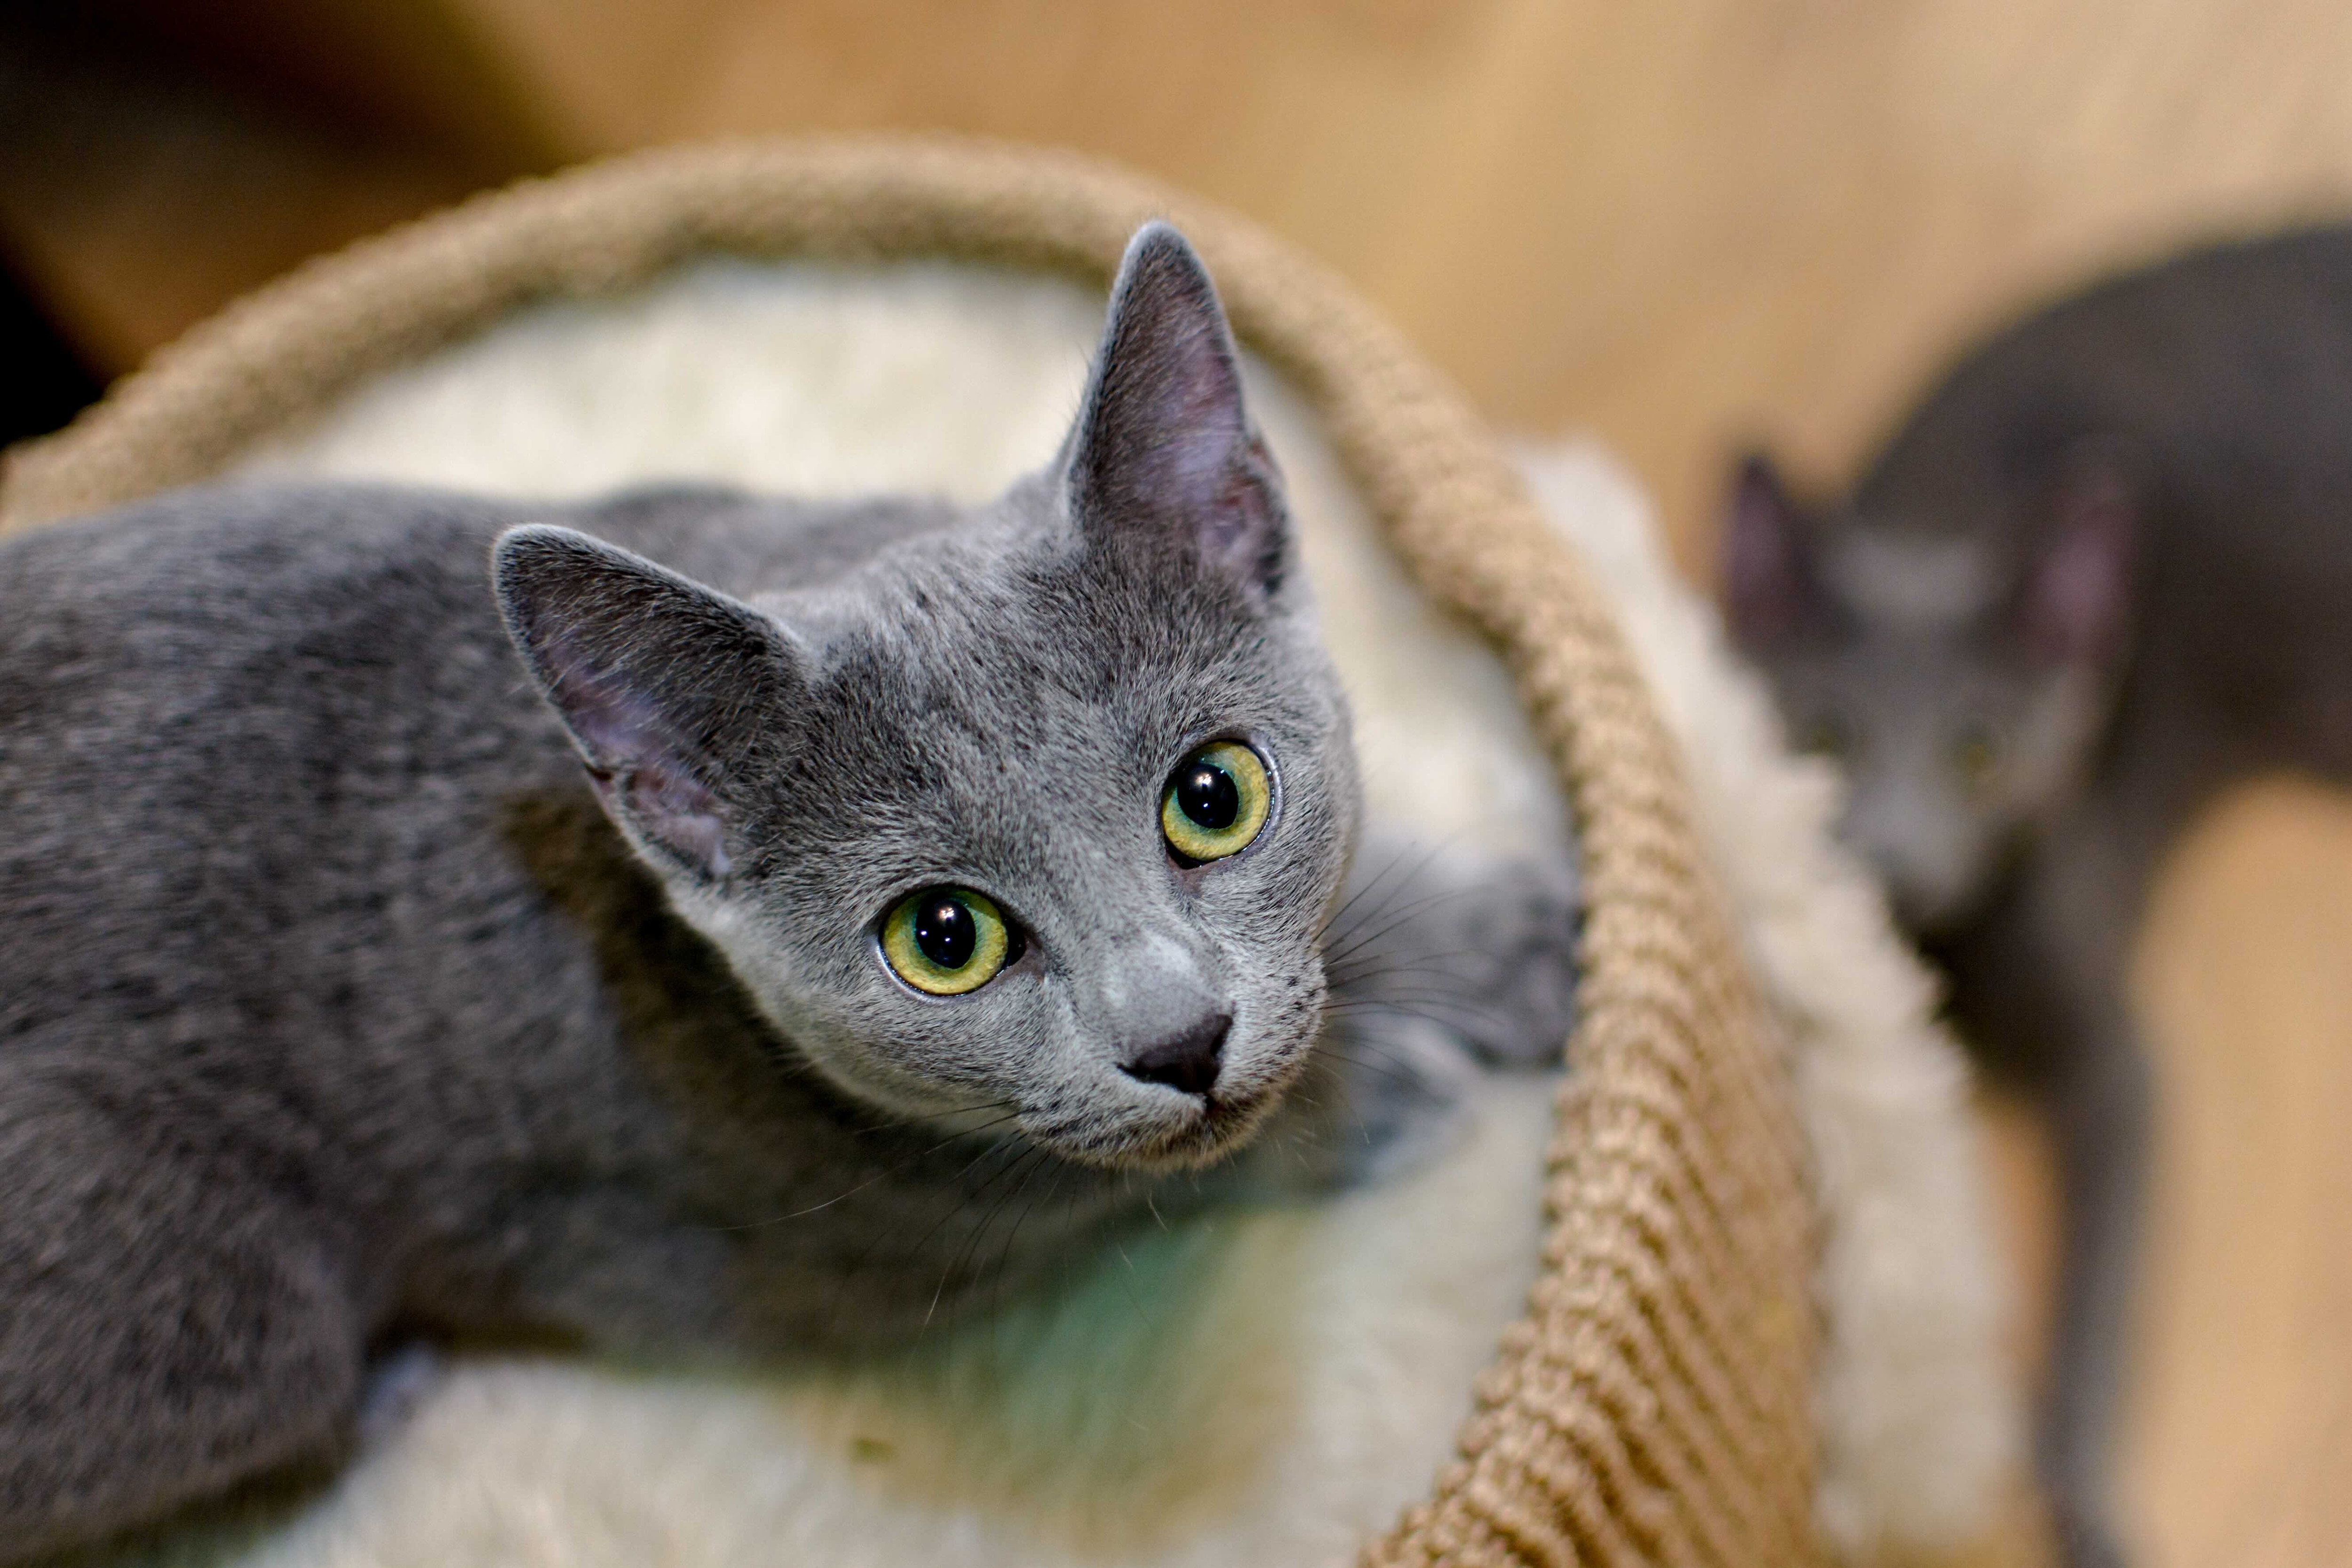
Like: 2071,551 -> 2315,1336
0,1076 -> 370,1562
1240,836 -> 1584,1196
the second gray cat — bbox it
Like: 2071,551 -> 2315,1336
1726,225 -> 2352,1568
0,226 -> 1582,1560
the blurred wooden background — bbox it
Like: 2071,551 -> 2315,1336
8,4 -> 2352,1563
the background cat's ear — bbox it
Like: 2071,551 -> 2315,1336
1065,222 -> 1288,601
2018,460 -> 2137,666
1722,452 -> 1830,648
493,525 -> 799,880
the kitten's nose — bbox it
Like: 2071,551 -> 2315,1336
1120,1012 -> 1229,1098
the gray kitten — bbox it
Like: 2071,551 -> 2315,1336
1726,224 -> 2352,1568
0,225 -> 1580,1560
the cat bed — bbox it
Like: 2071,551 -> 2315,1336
1,138 -> 2010,1567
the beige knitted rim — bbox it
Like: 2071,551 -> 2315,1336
0,135 -> 1820,1568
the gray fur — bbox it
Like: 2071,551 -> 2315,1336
1726,223 -> 2352,1568
0,225 -> 1581,1559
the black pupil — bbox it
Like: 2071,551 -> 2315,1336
1176,758 -> 1241,830
912,895 -> 977,970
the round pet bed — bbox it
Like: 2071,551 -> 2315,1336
2,137 -> 2010,1568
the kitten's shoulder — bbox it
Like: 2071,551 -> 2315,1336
0,476 -> 981,691
0,479 -> 519,605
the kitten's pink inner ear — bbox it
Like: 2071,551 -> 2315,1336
1071,223 -> 1286,596
494,525 -> 791,883
539,641 -> 732,878
1723,455 -> 1821,646
607,755 -> 730,878
2024,470 -> 2136,663
1149,305 -> 1249,485
535,638 -> 675,774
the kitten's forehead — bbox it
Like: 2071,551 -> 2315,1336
1826,530 -> 1999,629
782,546 -> 1321,820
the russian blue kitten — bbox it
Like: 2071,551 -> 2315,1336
1725,224 -> 2352,1568
0,226 -> 1580,1560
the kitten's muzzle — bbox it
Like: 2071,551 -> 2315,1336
1108,1088 -> 1279,1172
1119,1011 -> 1229,1098
1033,1034 -> 1296,1172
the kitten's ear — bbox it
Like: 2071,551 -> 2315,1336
2018,461 -> 2137,665
493,525 -> 799,880
1065,222 -> 1288,601
1722,452 -> 1830,648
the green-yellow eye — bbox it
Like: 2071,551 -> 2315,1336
881,888 -> 1012,996
1953,724 -> 2002,795
1799,713 -> 1852,760
1160,740 -> 1272,864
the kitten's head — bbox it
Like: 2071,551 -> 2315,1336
495,224 -> 1358,1172
1722,450 -> 2135,935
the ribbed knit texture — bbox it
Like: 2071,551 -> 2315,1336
0,136 -> 1823,1568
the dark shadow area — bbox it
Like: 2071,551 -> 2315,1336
0,249 -> 102,448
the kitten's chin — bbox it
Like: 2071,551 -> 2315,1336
1031,1085 -> 1288,1174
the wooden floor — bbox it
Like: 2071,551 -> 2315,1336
9,5 -> 2352,1562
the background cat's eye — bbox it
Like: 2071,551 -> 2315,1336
1160,740 -> 1272,864
1797,713 -> 1853,760
1951,724 -> 2003,796
881,888 -> 1014,995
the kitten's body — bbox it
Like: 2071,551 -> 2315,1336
1727,224 -> 2352,1568
0,231 -> 1579,1559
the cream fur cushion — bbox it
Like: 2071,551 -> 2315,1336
99,261 -> 2007,1566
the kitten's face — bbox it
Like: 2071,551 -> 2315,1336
1723,455 -> 2132,935
500,224 -> 1358,1171
680,509 -> 1355,1172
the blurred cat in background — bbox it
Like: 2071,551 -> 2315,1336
1724,224 -> 2352,1568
